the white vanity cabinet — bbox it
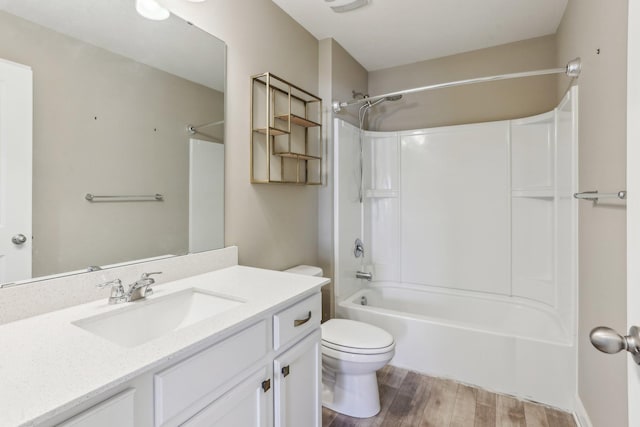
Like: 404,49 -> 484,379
52,290 -> 322,427
174,293 -> 322,427
166,292 -> 323,427
1,264 -> 330,427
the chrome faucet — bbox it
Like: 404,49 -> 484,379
97,279 -> 126,305
96,271 -> 162,304
356,271 -> 373,281
126,272 -> 162,302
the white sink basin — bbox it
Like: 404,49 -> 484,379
73,289 -> 245,347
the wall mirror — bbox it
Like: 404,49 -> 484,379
0,0 -> 225,287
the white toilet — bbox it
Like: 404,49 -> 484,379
284,265 -> 396,418
321,318 -> 395,418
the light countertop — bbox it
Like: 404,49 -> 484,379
0,265 -> 328,427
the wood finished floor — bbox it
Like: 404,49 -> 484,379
322,365 -> 576,427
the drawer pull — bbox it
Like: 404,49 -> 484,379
293,311 -> 312,327
262,379 -> 271,392
282,365 -> 290,377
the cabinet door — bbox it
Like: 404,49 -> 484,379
274,329 -> 321,427
182,367 -> 271,427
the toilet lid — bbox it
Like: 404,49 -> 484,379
321,319 -> 394,353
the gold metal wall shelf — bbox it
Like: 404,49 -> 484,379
251,73 -> 323,185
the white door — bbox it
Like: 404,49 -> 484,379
629,1 -> 640,425
273,329 -> 321,427
0,58 -> 32,284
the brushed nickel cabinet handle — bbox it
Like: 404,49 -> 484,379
293,311 -> 312,327
282,365 -> 290,377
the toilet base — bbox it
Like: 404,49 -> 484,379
322,371 -> 381,418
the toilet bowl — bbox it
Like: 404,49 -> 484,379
284,265 -> 396,418
321,318 -> 395,418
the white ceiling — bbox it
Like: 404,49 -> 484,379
0,0 -> 225,91
272,0 -> 568,71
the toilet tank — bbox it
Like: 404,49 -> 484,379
284,265 -> 323,277
284,265 -> 328,322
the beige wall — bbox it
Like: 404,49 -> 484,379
330,40 -> 369,128
162,0 -> 320,270
557,1 -> 629,426
318,38 -> 368,319
0,11 -> 223,277
368,35 -> 558,131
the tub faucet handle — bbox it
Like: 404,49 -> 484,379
354,238 -> 364,258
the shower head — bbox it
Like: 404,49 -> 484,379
359,93 -> 403,129
334,93 -> 403,112
366,94 -> 402,108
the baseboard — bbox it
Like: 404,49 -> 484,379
573,395 -> 593,427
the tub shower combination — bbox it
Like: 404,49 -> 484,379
333,87 -> 578,410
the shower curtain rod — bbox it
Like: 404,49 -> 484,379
332,58 -> 581,113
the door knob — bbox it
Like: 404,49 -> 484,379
590,325 -> 640,364
11,234 -> 27,245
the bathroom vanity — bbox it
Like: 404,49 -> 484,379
0,265 -> 328,426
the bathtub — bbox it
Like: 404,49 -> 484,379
337,282 -> 575,410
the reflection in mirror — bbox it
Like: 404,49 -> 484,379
0,0 -> 225,287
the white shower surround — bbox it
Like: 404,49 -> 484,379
333,87 -> 578,410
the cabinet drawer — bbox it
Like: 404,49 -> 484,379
273,293 -> 321,350
154,320 -> 268,427
58,388 -> 135,427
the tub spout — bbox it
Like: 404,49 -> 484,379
356,271 -> 373,281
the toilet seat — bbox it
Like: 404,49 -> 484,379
321,319 -> 395,355
322,340 -> 395,355
321,343 -> 395,365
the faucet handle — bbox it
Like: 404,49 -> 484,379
139,272 -> 162,297
141,271 -> 162,280
97,279 -> 126,304
141,271 -> 162,287
97,278 -> 122,289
